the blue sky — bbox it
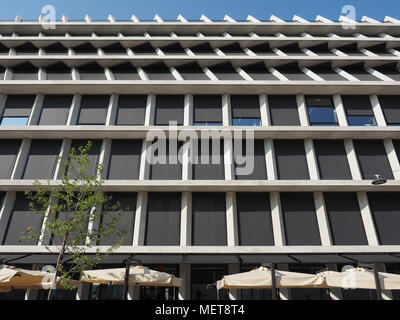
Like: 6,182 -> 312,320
1,0 -> 399,21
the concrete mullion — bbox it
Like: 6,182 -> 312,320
304,139 -> 320,180
106,93 -> 118,126
357,191 -> 379,246
132,191 -> 147,246
222,94 -> 231,126
54,139 -> 71,179
98,138 -> 111,179
296,94 -> 309,126
259,94 -> 271,126
28,94 -> 44,125
313,192 -> 332,246
224,137 -> 234,180
270,192 -> 285,246
383,139 -> 400,180
11,138 -> 31,179
226,192 -> 239,246
0,94 -> 7,117
139,139 -> 150,180
183,94 -> 193,126
333,94 -> 348,126
370,95 -> 387,126
144,94 -> 155,126
344,139 -> 362,180
180,191 -> 191,246
67,94 -> 81,125
182,140 -> 192,181
0,191 -> 16,244
265,139 -> 277,180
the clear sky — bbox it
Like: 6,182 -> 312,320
1,0 -> 399,21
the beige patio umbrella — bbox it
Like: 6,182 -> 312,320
217,266 -> 323,290
81,265 -> 182,287
318,267 -> 400,290
0,264 -> 79,290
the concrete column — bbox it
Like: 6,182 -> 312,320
384,139 -> 400,180
277,264 -> 290,300
357,192 -> 379,246
304,139 -> 319,180
179,263 -> 191,300
344,139 -> 362,180
226,192 -> 239,246
326,264 -> 343,300
333,94 -> 348,126
370,95 -> 387,126
270,192 -> 285,246
314,192 -> 332,246
228,264 -> 240,300
132,191 -> 147,246
76,282 -> 91,300
180,192 -> 192,246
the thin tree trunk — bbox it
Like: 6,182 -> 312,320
47,240 -> 66,300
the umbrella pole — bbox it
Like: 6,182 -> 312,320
373,263 -> 383,300
216,288 -> 220,300
271,263 -> 278,301
123,256 -> 132,301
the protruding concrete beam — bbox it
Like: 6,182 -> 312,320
293,15 -> 308,23
247,15 -> 259,23
84,15 -> 92,23
200,14 -> 212,23
270,15 -> 284,23
361,16 -> 379,23
15,15 -> 23,22
131,15 -> 140,22
154,14 -> 163,22
224,15 -> 235,22
177,14 -> 187,22
316,15 -> 332,23
61,15 -> 69,23
385,16 -> 400,23
107,14 -> 116,22
339,15 -> 356,24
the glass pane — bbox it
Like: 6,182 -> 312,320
89,283 -> 123,300
347,115 -> 376,126
232,118 -> 261,126
308,106 -> 337,124
1,117 -> 29,126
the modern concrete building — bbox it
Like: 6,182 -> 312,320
0,13 -> 400,300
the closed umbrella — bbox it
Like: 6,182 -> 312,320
217,266 -> 323,290
81,265 -> 182,287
